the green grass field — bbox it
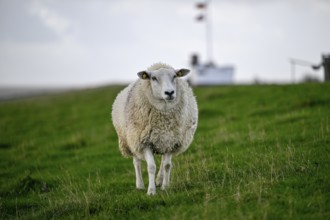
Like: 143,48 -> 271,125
0,83 -> 329,219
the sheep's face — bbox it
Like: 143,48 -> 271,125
138,68 -> 190,102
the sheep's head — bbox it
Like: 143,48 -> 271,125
138,67 -> 190,102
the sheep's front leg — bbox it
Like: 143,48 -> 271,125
161,153 -> 172,190
133,156 -> 145,189
156,155 -> 165,187
144,148 -> 156,195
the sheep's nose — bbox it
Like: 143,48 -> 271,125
164,90 -> 175,99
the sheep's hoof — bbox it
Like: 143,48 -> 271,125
147,188 -> 156,195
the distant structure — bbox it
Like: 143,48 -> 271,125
191,1 -> 235,86
320,54 -> 330,81
290,54 -> 330,83
189,54 -> 234,86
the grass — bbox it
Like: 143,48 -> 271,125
0,83 -> 329,219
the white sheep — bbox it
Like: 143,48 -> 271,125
111,63 -> 198,195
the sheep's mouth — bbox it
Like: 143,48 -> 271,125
164,97 -> 175,101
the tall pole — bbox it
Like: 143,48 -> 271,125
205,0 -> 213,63
196,1 -> 213,64
290,60 -> 295,84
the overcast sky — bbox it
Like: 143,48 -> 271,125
0,0 -> 329,87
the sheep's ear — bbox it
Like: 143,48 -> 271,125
176,68 -> 190,77
137,71 -> 150,80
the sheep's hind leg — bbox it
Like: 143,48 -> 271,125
144,148 -> 156,195
161,153 -> 172,190
156,155 -> 165,187
133,156 -> 145,189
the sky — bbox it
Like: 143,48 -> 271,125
0,0 -> 329,87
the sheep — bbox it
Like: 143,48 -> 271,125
111,63 -> 198,195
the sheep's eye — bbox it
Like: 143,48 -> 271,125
151,76 -> 158,82
172,75 -> 177,81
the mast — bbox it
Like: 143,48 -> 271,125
196,0 -> 213,64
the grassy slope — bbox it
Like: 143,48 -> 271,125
0,83 -> 329,219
